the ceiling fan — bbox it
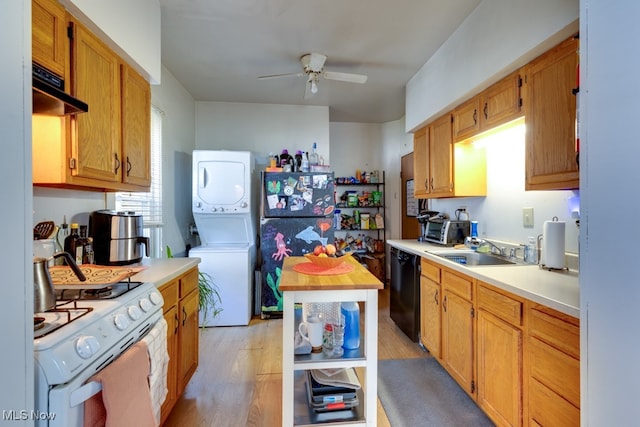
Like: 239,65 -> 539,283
258,52 -> 368,98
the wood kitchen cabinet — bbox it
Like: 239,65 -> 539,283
32,0 -> 67,77
159,279 -> 179,425
177,268 -> 200,392
412,126 -> 430,198
416,254 -> 580,426
526,303 -> 580,426
441,268 -> 475,396
476,282 -> 524,427
420,258 -> 441,358
121,62 -> 151,187
524,35 -> 579,190
429,114 -> 455,196
32,14 -> 151,192
453,71 -> 523,142
159,267 -> 200,424
413,113 -> 486,199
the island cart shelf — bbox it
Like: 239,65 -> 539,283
279,256 -> 383,426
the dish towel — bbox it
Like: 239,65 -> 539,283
84,341 -> 155,427
142,317 -> 169,425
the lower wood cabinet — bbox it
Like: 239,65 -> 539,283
441,269 -> 475,396
476,282 -> 523,427
158,267 -> 199,424
526,304 -> 580,426
420,258 -> 441,358
418,258 -> 580,427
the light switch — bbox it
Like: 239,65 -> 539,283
522,207 -> 534,228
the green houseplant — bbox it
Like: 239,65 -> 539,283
166,246 -> 223,325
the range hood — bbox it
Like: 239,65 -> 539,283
32,63 -> 88,116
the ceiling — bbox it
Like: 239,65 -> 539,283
159,0 -> 482,123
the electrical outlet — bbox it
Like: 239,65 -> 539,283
522,207 -> 534,227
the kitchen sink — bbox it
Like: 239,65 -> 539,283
431,251 -> 520,266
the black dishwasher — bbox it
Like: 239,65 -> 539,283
390,247 -> 420,342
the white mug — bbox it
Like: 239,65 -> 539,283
298,315 -> 324,351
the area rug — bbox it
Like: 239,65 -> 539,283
378,357 -> 495,426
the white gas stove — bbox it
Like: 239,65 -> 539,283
33,280 -> 164,426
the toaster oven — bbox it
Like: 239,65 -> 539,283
423,219 -> 470,246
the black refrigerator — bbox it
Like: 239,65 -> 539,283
259,171 -> 335,318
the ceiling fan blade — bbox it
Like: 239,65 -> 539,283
257,72 -> 304,80
323,71 -> 368,84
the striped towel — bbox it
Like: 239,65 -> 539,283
141,318 -> 169,426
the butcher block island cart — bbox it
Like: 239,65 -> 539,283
279,256 -> 384,426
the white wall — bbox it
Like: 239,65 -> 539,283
151,66 -> 198,256
2,0 -> 33,417
406,0 -> 579,131
59,0 -> 161,83
580,1 -> 640,424
329,122 -> 383,178
195,102 -> 329,166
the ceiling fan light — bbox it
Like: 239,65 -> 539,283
310,79 -> 318,94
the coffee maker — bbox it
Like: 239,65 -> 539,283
89,210 -> 149,265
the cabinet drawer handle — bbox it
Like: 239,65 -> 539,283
174,312 -> 179,334
473,109 -> 477,125
443,295 -> 447,312
114,153 -> 121,174
434,289 -> 439,305
182,306 -> 187,326
483,102 -> 488,120
126,156 -> 132,176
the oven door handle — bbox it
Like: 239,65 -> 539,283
69,381 -> 102,408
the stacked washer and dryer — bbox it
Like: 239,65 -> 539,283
191,150 -> 257,326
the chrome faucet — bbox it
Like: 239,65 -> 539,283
480,239 -> 507,256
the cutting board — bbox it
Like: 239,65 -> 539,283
50,264 -> 147,289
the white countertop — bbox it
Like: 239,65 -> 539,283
387,239 -> 579,318
130,257 -> 201,287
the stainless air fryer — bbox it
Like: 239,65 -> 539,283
89,210 -> 149,265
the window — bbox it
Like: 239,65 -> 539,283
116,105 -> 163,258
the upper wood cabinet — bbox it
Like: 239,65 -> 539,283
32,12 -> 151,192
412,114 -> 454,198
524,35 -> 579,190
71,19 -> 122,185
412,125 -> 430,198
453,71 -> 523,142
413,113 -> 487,199
429,114 -> 455,197
32,0 -> 67,77
121,62 -> 151,187
481,72 -> 523,130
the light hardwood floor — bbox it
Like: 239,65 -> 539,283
163,287 -> 426,426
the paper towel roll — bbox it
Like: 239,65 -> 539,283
543,220 -> 565,269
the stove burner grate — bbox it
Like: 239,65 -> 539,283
34,316 -> 46,330
84,286 -> 113,298
34,302 -> 94,339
